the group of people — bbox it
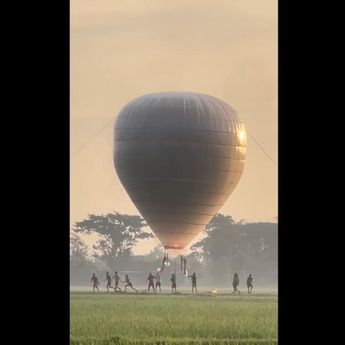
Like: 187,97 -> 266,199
232,273 -> 254,294
169,272 -> 197,294
91,272 -> 138,293
91,271 -> 253,294
90,270 -> 197,294
146,271 -> 162,293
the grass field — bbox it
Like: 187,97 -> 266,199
70,289 -> 277,345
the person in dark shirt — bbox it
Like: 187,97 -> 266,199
246,274 -> 253,294
91,273 -> 100,292
232,273 -> 240,294
104,272 -> 112,292
189,273 -> 197,294
170,273 -> 177,293
147,273 -> 155,293
123,275 -> 138,293
112,271 -> 121,292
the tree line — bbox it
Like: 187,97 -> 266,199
70,212 -> 277,287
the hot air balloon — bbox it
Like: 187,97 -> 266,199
113,92 -> 246,250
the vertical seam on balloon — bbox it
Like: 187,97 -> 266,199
194,94 -> 201,129
183,93 -> 186,123
214,98 -> 234,133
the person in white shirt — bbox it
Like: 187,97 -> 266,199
155,269 -> 162,293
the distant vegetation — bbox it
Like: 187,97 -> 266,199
71,212 -> 277,288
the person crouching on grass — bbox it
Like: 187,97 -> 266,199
123,275 -> 138,293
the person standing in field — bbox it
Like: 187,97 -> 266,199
104,272 -> 112,292
188,273 -> 197,294
170,273 -> 177,293
246,274 -> 253,294
91,273 -> 100,292
155,269 -> 162,293
232,273 -> 240,294
123,275 -> 138,293
147,273 -> 155,293
112,271 -> 121,292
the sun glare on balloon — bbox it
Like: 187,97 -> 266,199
239,130 -> 246,142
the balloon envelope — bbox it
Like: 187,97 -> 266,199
114,92 -> 246,249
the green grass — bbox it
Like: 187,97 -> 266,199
70,291 -> 277,345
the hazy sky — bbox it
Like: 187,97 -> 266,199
70,0 -> 277,253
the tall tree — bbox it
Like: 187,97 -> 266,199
70,230 -> 88,261
73,212 -> 153,267
192,214 -> 278,285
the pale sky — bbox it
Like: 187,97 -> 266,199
70,0 -> 277,254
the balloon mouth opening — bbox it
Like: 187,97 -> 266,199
164,245 -> 183,250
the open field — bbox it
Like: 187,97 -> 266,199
70,290 -> 277,345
